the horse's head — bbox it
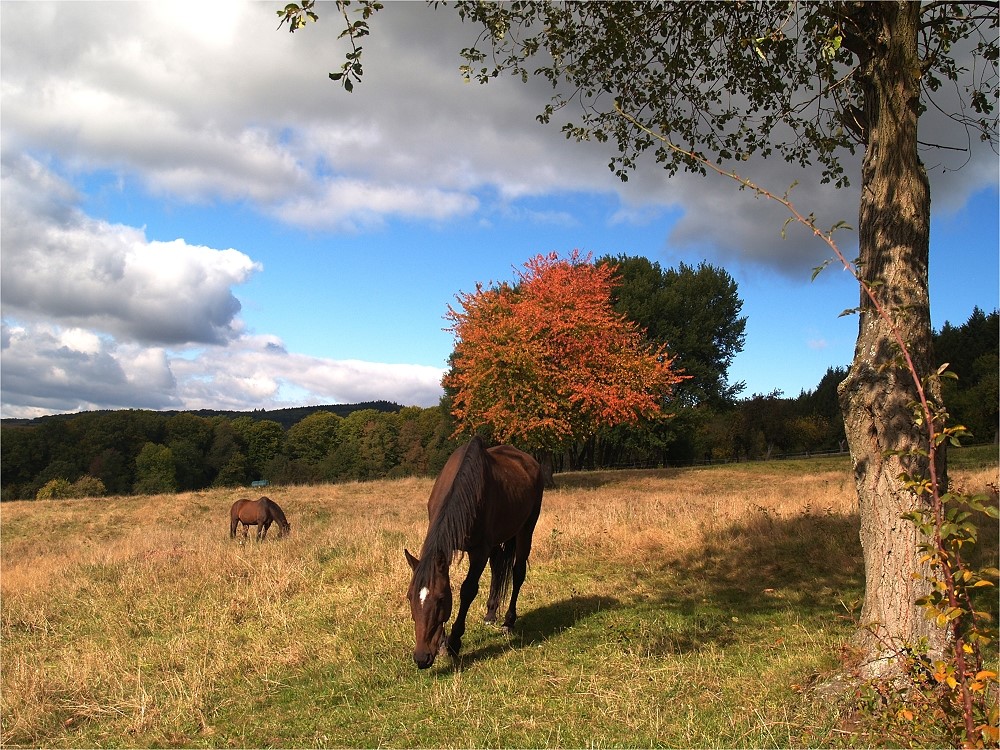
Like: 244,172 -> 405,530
404,548 -> 452,669
278,521 -> 291,538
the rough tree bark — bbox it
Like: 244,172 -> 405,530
837,2 -> 948,679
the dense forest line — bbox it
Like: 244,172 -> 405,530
3,307 -> 994,501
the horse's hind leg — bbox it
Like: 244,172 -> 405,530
502,554 -> 528,630
484,551 -> 502,625
448,552 -> 489,658
503,515 -> 540,630
230,517 -> 238,539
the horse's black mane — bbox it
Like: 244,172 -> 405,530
416,435 -> 488,576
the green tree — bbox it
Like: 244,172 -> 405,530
134,442 -> 177,495
71,475 -> 107,498
285,411 -> 342,465
278,0 -> 997,678
206,419 -> 243,486
74,410 -> 166,492
88,448 -> 129,496
596,256 -> 748,467
359,411 -> 400,480
0,425 -> 49,500
806,366 -> 847,450
231,417 -> 285,481
326,409 -> 389,481
394,405 -> 454,476
214,450 -> 249,488
935,307 -> 1000,444
604,257 -> 746,408
165,413 -> 214,490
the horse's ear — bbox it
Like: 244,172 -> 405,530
404,548 -> 419,571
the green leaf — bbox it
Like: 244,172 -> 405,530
811,259 -> 832,281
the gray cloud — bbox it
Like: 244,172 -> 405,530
0,323 -> 446,419
0,322 -> 180,416
3,3 -> 992,271
1,154 -> 260,346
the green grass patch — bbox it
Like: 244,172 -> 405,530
948,443 -> 998,470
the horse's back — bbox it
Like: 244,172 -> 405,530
483,443 -> 543,541
488,443 -> 540,473
487,444 -> 543,498
232,497 -> 263,524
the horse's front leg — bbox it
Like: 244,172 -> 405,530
447,553 -> 488,658
259,520 -> 270,540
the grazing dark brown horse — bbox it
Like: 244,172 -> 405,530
404,435 -> 544,669
229,496 -> 291,541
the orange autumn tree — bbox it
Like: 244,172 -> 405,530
444,251 -> 683,456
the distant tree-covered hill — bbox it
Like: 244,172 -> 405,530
1,400 -> 403,430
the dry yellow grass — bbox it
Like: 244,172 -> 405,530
2,460 -> 996,747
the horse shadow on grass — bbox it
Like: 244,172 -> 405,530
443,594 -> 620,671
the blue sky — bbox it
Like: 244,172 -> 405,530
2,3 -> 997,419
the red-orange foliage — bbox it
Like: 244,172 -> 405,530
444,250 -> 683,452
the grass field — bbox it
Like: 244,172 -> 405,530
2,447 -> 997,748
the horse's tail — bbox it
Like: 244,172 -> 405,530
491,536 -> 517,601
230,499 -> 244,538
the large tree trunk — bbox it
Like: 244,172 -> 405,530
837,2 -> 947,680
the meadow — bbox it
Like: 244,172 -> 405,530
2,449 -> 996,748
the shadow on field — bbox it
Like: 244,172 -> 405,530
451,594 -> 620,669
649,509 -> 865,647
553,469 -> 679,490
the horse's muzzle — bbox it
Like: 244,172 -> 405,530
413,651 -> 435,669
413,626 -> 448,669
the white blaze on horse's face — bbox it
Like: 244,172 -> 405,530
419,586 -> 430,607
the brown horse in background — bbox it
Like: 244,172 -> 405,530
404,435 -> 544,669
230,496 -> 291,541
